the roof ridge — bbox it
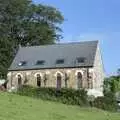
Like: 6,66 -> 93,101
21,40 -> 99,49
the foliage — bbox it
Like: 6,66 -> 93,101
94,91 -> 117,111
117,68 -> 120,77
0,38 -> 14,78
0,0 -> 64,78
104,76 -> 120,94
87,95 -> 95,107
17,85 -> 89,106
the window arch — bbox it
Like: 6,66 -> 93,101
18,75 -> 22,87
43,73 -> 47,87
64,72 -> 69,88
88,72 -> 93,89
56,73 -> 62,89
77,72 -> 82,89
36,74 -> 41,87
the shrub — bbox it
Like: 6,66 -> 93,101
17,85 -> 89,106
87,95 -> 95,107
94,91 -> 117,111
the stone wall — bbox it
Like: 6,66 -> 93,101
93,44 -> 104,91
7,67 -> 94,90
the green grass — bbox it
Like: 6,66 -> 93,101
0,92 -> 119,120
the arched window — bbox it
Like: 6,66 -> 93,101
43,73 -> 47,87
57,73 -> 62,89
65,73 -> 69,88
18,75 -> 22,87
88,73 -> 93,89
77,72 -> 82,89
36,74 -> 41,87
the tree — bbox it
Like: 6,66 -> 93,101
117,68 -> 120,77
104,72 -> 120,94
0,0 -> 64,78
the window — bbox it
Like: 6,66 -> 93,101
36,74 -> 41,87
77,72 -> 82,89
24,75 -> 28,84
18,75 -> 22,88
56,59 -> 64,64
43,73 -> 47,86
36,60 -> 45,65
18,61 -> 27,66
56,73 -> 62,89
65,73 -> 69,88
88,73 -> 93,89
77,57 -> 86,63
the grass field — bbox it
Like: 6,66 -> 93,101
0,92 -> 119,120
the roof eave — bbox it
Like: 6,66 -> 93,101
8,66 -> 93,72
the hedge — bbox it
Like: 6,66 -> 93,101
17,85 -> 89,106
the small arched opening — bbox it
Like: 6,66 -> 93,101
36,74 -> 41,87
18,74 -> 22,88
56,73 -> 62,89
77,72 -> 82,89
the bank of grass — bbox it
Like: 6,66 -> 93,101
0,92 -> 119,120
17,86 -> 117,111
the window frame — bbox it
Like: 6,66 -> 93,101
56,73 -> 62,89
36,74 -> 41,87
36,60 -> 45,65
77,72 -> 83,89
76,57 -> 86,63
56,59 -> 64,64
18,61 -> 27,66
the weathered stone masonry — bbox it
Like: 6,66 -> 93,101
7,68 -> 94,90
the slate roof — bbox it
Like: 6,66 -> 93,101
8,40 -> 98,71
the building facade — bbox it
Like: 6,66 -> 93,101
7,41 -> 104,93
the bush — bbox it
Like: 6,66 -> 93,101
17,85 -> 89,106
87,95 -> 95,107
94,91 -> 117,111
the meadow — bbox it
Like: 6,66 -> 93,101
0,92 -> 119,120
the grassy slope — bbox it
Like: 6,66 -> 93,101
0,92 -> 119,120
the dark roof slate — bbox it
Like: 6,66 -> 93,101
9,40 -> 98,71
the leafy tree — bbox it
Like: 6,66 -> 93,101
117,68 -> 120,76
104,69 -> 120,94
0,0 -> 64,78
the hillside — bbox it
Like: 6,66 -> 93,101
0,92 -> 119,120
